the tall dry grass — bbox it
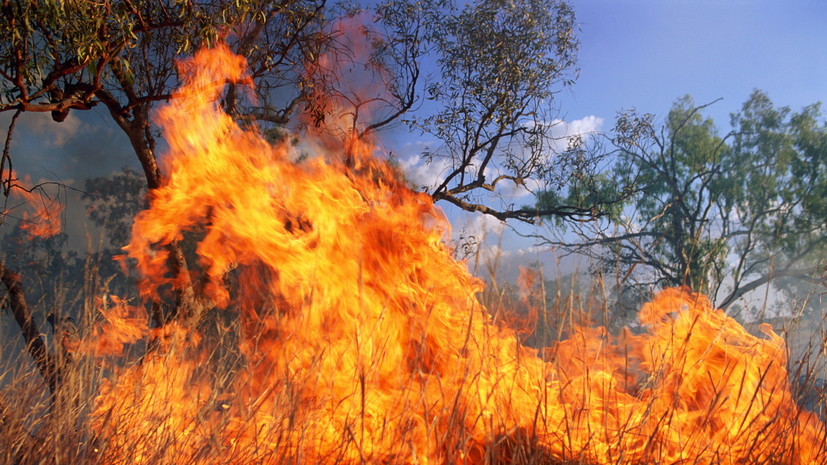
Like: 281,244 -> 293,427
1,245 -> 826,465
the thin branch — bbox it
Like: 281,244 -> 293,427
1,108 -> 21,196
435,192 -> 602,224
542,230 -> 665,250
719,267 -> 825,310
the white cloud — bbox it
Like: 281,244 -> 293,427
399,153 -> 452,190
462,212 -> 506,240
397,115 -> 604,202
550,115 -> 604,140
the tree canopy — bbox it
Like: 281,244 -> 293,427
1,0 -> 328,192
541,90 -> 827,312
1,0 -> 588,218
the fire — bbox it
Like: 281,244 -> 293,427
3,172 -> 63,238
87,45 -> 827,465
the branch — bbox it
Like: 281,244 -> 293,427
718,267 -> 825,310
543,230 -> 664,249
359,60 -> 419,138
1,109 -> 21,195
0,93 -> 96,114
434,192 -> 602,224
0,261 -> 60,395
244,96 -> 303,126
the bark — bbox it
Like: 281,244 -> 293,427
97,95 -> 199,324
0,261 -> 60,395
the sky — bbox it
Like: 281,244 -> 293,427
565,0 -> 827,127
3,0 -> 827,287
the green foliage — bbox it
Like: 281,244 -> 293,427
550,91 -> 827,311
428,0 -> 576,124
1,0 -> 589,225
536,170 -> 624,229
0,0 -> 330,202
3,1 -> 197,103
405,0 -> 584,221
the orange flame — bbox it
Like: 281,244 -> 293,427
88,45 -> 826,465
3,173 -> 63,238
78,296 -> 149,358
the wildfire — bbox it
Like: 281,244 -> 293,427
3,172 -> 63,239
87,44 -> 826,465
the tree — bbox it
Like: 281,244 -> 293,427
1,0 -> 328,187
541,91 -> 827,311
83,167 -> 147,251
0,0 -> 326,406
293,0 -> 595,225
1,0 -> 594,301
0,0 -> 330,327
412,0 -> 595,222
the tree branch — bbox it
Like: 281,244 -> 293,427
719,267 -> 825,310
434,192 -> 602,223
0,261 -> 60,395
1,109 -> 21,195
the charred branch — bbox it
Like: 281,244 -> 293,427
0,85 -> 99,118
1,108 -> 20,195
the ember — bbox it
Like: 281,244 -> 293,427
86,45 -> 826,465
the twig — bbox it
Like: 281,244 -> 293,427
1,108 -> 21,196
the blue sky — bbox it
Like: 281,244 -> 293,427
564,0 -> 827,127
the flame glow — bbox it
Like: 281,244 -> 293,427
3,173 -> 63,238
89,45 -> 826,465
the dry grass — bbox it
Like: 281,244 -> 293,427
1,251 -> 826,465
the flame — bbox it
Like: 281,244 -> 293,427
78,296 -> 149,357
3,172 -> 63,238
88,45 -> 826,465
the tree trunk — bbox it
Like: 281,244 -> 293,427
120,109 -> 200,324
0,261 -> 60,395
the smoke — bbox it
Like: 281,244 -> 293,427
0,110 -> 141,251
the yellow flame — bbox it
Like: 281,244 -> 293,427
88,44 -> 826,465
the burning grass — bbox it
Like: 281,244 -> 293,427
2,45 -> 827,465
3,282 -> 826,465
